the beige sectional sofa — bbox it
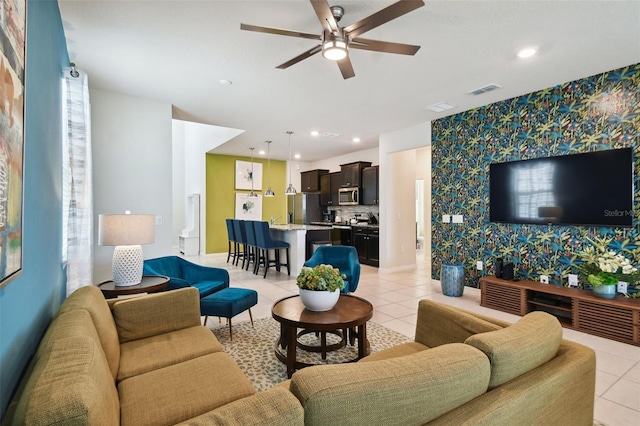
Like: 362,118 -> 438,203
6,286 -> 596,425
6,286 -> 303,426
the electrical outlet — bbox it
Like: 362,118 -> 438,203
617,281 -> 628,293
442,215 -> 451,223
540,275 -> 549,284
568,274 -> 578,288
476,260 -> 483,271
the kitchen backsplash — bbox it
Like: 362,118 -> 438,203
328,205 -> 379,223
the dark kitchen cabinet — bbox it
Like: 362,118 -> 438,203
301,169 -> 329,192
320,172 -> 341,206
361,166 -> 379,205
352,227 -> 379,267
340,161 -> 371,188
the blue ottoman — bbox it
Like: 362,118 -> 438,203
200,288 -> 258,340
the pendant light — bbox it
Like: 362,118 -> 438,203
247,147 -> 258,197
284,131 -> 297,195
264,140 -> 275,197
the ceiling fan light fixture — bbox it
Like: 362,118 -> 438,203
322,29 -> 348,61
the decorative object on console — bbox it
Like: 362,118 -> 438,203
296,264 -> 345,311
98,211 -> 155,287
285,131 -> 297,195
440,264 -> 465,297
576,246 -> 639,299
264,140 -> 275,197
495,258 -> 503,278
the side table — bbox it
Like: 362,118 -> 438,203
97,275 -> 169,299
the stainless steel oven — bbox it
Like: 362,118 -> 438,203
338,187 -> 359,205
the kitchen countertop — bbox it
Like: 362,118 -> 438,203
270,224 -> 333,231
309,221 -> 379,229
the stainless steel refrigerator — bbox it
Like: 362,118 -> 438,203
287,193 -> 322,224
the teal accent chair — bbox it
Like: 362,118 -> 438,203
143,256 -> 229,298
304,246 -> 361,294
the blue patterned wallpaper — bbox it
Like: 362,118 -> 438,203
432,64 -> 640,288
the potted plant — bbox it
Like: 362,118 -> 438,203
296,264 -> 345,311
576,247 -> 639,299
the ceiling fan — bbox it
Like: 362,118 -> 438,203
240,0 -> 425,80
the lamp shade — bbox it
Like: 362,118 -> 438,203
99,214 -> 155,246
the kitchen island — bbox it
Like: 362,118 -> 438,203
269,224 -> 332,276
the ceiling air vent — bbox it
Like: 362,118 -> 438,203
467,83 -> 502,96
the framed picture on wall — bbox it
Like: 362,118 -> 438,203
235,160 -> 262,191
235,193 -> 262,221
0,0 -> 26,289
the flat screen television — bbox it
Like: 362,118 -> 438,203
489,148 -> 634,227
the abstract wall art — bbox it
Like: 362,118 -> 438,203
0,0 -> 26,288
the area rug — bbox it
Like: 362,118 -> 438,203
206,317 -> 411,391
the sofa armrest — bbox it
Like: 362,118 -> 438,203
180,261 -> 230,286
175,387 -> 304,426
112,287 -> 201,343
414,299 -> 503,347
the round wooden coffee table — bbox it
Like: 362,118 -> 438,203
272,294 -> 373,378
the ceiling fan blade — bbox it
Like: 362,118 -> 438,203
351,37 -> 420,55
344,0 -> 425,39
310,0 -> 339,32
337,57 -> 355,80
276,45 -> 322,69
240,23 -> 320,41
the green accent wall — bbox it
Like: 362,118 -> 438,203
205,154 -> 287,253
432,63 -> 640,289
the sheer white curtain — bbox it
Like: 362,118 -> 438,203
62,66 -> 93,295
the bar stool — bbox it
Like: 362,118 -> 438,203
232,219 -> 248,268
243,220 -> 259,274
253,221 -> 290,278
225,219 -> 237,264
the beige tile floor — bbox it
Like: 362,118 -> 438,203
188,251 -> 640,426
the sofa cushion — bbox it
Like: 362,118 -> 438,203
112,287 -> 201,343
13,335 -> 119,426
174,387 -> 304,426
465,311 -> 562,388
118,325 -> 222,382
192,280 -> 228,298
415,299 -> 503,348
57,285 -> 120,379
118,352 -> 256,426
290,343 -> 490,426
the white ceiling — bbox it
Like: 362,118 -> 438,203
58,0 -> 640,162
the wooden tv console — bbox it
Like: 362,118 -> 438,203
480,276 -> 640,346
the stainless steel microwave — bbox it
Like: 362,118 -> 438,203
339,187 -> 359,205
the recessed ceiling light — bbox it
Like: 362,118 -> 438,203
310,130 -> 319,137
219,79 -> 233,85
517,47 -> 537,58
353,137 -> 360,143
425,102 -> 456,112
294,154 -> 301,159
258,150 -> 265,155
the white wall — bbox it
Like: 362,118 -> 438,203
379,122 -> 431,271
172,120 -> 244,253
91,89 -> 173,282
172,120 -> 186,247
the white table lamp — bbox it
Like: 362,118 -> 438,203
99,212 -> 155,287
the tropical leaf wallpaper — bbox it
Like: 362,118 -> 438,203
432,63 -> 640,292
